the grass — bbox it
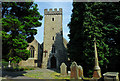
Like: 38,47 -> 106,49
83,77 -> 92,80
24,71 -> 70,79
24,71 -> 92,80
24,72 -> 44,79
51,72 -> 70,79
23,70 -> 91,79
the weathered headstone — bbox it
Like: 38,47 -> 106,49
78,65 -> 84,78
60,63 -> 67,75
70,61 -> 79,79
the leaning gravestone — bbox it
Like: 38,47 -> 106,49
60,63 -> 67,75
70,61 -> 79,79
78,65 -> 84,78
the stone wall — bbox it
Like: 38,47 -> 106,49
19,39 -> 42,67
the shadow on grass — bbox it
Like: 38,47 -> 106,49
2,68 -> 27,78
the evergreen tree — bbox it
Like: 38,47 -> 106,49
68,2 -> 120,77
2,2 -> 43,63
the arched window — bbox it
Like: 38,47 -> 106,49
29,46 -> 35,58
52,45 -> 55,53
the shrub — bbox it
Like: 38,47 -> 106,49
3,66 -> 34,72
22,66 -> 34,71
1,59 -> 9,67
3,67 -> 24,72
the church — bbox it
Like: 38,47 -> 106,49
19,8 -> 68,69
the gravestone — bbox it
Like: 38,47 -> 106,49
70,61 -> 79,79
60,63 -> 67,75
78,65 -> 84,78
8,61 -> 11,68
103,72 -> 119,81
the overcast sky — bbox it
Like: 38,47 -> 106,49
34,1 -> 73,44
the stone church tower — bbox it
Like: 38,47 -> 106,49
42,8 -> 67,69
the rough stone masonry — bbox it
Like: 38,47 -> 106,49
42,8 -> 68,69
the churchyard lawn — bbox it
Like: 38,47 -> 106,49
23,68 -> 70,79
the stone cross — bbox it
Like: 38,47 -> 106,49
8,61 -> 11,68
43,50 -> 47,57
78,65 -> 84,78
60,63 -> 67,75
70,61 -> 79,79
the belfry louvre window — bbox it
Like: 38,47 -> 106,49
52,36 -> 54,40
52,18 -> 54,21
30,46 -> 35,58
52,28 -> 54,30
52,45 -> 55,53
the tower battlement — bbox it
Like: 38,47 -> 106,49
44,8 -> 62,15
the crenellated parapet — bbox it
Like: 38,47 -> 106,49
44,8 -> 62,15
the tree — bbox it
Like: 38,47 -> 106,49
68,2 -> 120,77
2,2 -> 43,63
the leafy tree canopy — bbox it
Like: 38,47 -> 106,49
68,2 -> 120,77
2,2 -> 43,63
